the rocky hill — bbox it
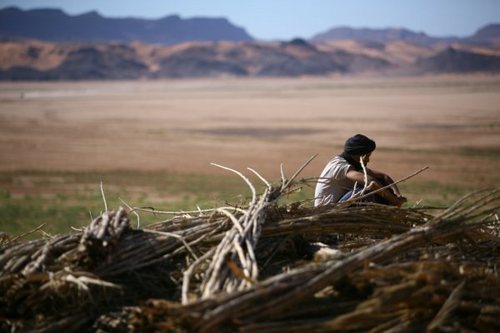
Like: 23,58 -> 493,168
0,39 -> 393,80
2,37 -> 500,80
416,47 -> 500,73
465,24 -> 500,45
0,7 -> 253,45
311,24 -> 500,47
310,24 -> 500,74
311,27 -> 458,46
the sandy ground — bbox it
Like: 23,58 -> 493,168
0,75 -> 499,187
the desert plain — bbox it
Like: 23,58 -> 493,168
0,75 -> 499,235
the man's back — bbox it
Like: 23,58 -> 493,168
314,155 -> 355,207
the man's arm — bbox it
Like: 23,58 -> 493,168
367,168 -> 404,197
345,170 -> 405,207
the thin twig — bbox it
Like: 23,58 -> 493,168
211,163 -> 257,205
359,156 -> 369,195
120,197 -> 140,228
133,207 -> 217,215
283,154 -> 318,190
343,166 -> 429,205
280,163 -> 287,186
100,181 -> 108,213
9,223 -> 47,243
144,229 -> 199,261
247,167 -> 272,189
182,248 -> 216,304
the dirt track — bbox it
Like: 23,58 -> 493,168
0,75 -> 499,186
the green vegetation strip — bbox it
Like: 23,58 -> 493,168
0,170 -> 475,237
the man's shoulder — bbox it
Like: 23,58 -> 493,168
317,154 -> 355,186
328,155 -> 349,167
321,155 -> 351,175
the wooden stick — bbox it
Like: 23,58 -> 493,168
9,223 -> 47,243
342,166 -> 430,205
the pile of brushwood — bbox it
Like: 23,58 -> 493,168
1,163 -> 499,333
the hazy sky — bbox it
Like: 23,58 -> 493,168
1,0 -> 499,40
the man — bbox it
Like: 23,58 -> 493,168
314,134 -> 406,207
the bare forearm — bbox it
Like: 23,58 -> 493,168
382,175 -> 402,196
367,181 -> 403,206
347,170 -> 404,206
369,170 -> 402,196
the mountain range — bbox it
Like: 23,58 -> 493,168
0,7 -> 253,44
0,7 -> 499,80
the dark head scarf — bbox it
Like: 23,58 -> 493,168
340,134 -> 376,171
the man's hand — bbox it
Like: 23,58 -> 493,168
395,195 -> 407,207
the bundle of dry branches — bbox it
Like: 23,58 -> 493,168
0,163 -> 498,333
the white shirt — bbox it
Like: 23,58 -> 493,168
314,155 -> 356,207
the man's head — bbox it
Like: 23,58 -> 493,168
343,134 -> 376,164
